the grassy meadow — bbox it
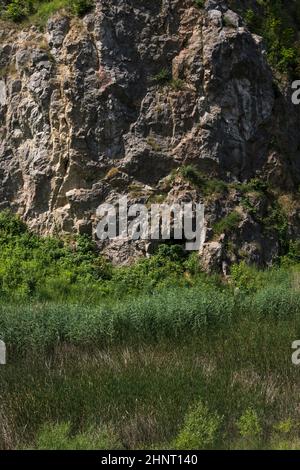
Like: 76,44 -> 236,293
0,212 -> 300,449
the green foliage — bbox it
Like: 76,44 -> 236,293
152,68 -> 171,85
1,0 -> 94,24
31,422 -> 121,450
152,71 -> 185,90
0,210 -> 27,236
244,9 -> 257,29
1,212 -> 300,451
174,401 -> 222,450
0,210 -> 296,308
213,211 -> 241,236
231,261 -> 261,294
194,0 -> 205,8
0,211 -> 222,302
247,285 -> 300,319
281,240 -> 300,265
232,0 -> 300,75
262,205 -> 289,254
237,409 -> 262,444
180,165 -> 203,186
270,418 -> 300,449
69,0 -> 92,17
4,0 -> 34,22
273,418 -> 294,435
169,78 -> 185,91
179,165 -> 228,196
0,285 -> 235,352
1,272 -> 300,449
242,178 -> 268,194
111,244 -> 189,296
30,0 -> 70,25
271,439 -> 300,450
0,211 -> 111,302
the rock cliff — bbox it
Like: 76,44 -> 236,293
0,0 -> 300,269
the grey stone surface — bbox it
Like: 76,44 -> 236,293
0,0 -> 299,269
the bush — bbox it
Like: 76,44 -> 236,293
213,211 -> 241,236
31,422 -> 121,450
174,401 -> 222,450
69,0 -> 92,17
0,211 -> 224,302
230,261 -> 262,294
194,0 -> 205,8
273,418 -> 294,436
180,165 -> 204,187
4,0 -> 34,22
236,409 -> 262,449
179,165 -> 227,196
31,0 -> 70,25
237,409 -> 261,439
281,240 -> 300,265
231,0 -> 300,75
152,68 -> 171,85
0,210 -> 27,236
0,212 -> 112,302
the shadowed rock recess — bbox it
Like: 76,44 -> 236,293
0,0 -> 300,270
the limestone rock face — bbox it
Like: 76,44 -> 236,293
0,0 -> 299,269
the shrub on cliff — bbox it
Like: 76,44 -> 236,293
4,0 -> 34,22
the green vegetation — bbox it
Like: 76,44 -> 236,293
28,422 -> 121,450
235,408 -> 262,449
152,69 -> 185,91
2,0 -> 300,77
0,211 -> 113,302
3,0 -> 34,22
0,209 -> 298,304
1,0 -> 93,24
194,0 -> 205,9
152,68 -> 171,85
0,211 -> 212,303
0,212 -> 300,449
238,182 -> 290,256
177,166 -> 295,258
179,165 -> 228,196
230,0 -> 300,75
3,293 -> 300,450
169,78 -> 185,91
174,401 -> 223,450
69,0 -> 92,17
29,0 -> 70,25
213,211 -> 242,237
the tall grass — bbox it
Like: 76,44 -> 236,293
2,313 -> 300,450
0,282 -> 298,354
0,212 -> 300,449
0,268 -> 300,449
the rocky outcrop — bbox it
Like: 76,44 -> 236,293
0,0 -> 299,269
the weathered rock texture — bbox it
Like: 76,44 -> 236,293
0,0 -> 299,268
